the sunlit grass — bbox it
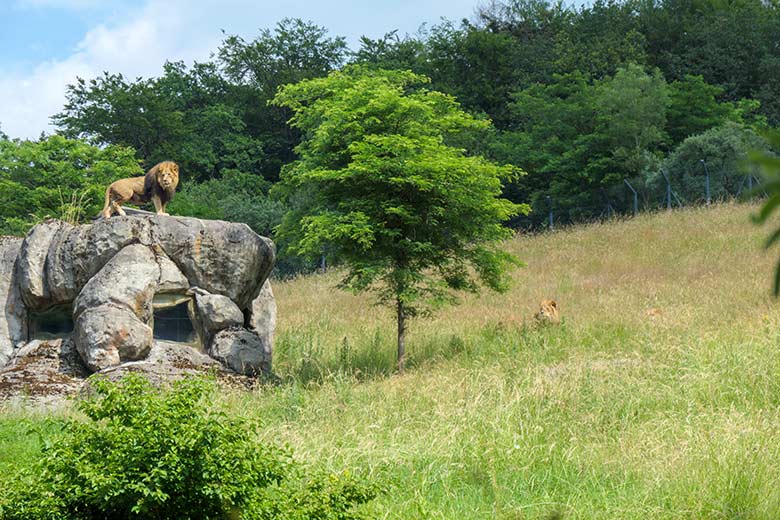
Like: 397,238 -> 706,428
4,202 -> 780,518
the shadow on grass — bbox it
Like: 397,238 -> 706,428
271,321 -> 577,386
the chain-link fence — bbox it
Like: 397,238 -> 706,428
511,159 -> 765,231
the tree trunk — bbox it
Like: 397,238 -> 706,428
396,298 -> 406,373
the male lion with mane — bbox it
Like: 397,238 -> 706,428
534,299 -> 560,325
101,161 -> 179,218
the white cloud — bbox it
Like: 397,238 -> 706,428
0,0 -> 222,139
0,0 -> 481,139
0,59 -> 91,139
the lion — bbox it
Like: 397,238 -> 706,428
534,299 -> 560,325
101,161 -> 179,218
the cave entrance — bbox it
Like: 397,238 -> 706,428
28,304 -> 74,340
152,294 -> 199,346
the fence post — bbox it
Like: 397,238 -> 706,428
546,195 -> 553,231
661,169 -> 672,210
624,179 -> 638,217
600,188 -> 614,219
700,159 -> 711,205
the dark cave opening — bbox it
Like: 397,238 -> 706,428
28,304 -> 74,340
152,297 -> 198,344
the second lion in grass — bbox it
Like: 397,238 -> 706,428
534,299 -> 560,325
101,161 -> 179,218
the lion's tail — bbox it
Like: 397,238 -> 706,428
100,185 -> 112,218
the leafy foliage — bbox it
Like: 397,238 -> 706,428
167,170 -> 284,236
751,131 -> 780,293
53,63 -> 267,183
19,3 -> 780,236
272,66 -> 526,367
666,74 -> 736,145
0,375 -> 378,519
54,19 -> 347,185
492,64 -> 670,223
551,0 -> 647,79
218,18 -> 348,94
0,135 -> 141,235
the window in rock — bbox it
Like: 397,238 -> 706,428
152,295 -> 198,345
29,304 -> 74,339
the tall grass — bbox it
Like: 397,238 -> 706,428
4,202 -> 780,518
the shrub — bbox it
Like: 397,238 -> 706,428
0,375 -> 377,519
648,122 -> 770,203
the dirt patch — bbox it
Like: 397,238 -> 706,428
0,338 -> 263,403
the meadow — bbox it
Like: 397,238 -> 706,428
4,202 -> 780,518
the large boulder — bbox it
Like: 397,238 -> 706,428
74,306 -> 153,371
209,327 -> 271,376
17,219 -> 68,309
152,217 -> 275,308
38,215 -> 275,310
194,292 -> 244,334
0,215 -> 277,392
246,279 -> 276,356
0,237 -> 26,365
46,217 -> 153,303
72,244 -> 160,371
73,244 -> 160,322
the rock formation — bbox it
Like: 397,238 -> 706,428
0,215 -> 276,400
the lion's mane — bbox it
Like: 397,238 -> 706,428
143,161 -> 179,205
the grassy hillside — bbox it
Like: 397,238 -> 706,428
5,202 -> 780,518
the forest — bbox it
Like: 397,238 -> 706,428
1,0 -> 778,272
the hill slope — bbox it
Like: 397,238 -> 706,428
5,202 -> 780,518
262,202 -> 780,518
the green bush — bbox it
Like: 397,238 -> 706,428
0,375 -> 377,520
649,122 -> 770,203
167,170 -> 284,236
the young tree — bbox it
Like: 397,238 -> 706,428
272,66 -> 526,371
595,63 -> 669,182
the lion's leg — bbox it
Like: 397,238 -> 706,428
152,195 -> 168,216
112,201 -> 127,216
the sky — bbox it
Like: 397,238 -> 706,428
0,0 -> 500,139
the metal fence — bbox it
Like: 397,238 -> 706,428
512,159 -> 766,231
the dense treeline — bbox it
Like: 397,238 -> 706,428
2,0 -> 779,264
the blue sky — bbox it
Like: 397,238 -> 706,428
1,1 -> 130,74
0,0 -> 584,139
